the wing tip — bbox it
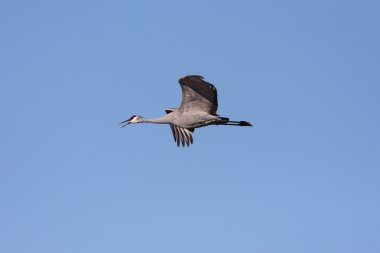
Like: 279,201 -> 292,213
170,125 -> 195,147
178,75 -> 216,90
179,75 -> 204,83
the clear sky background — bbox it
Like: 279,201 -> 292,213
1,0 -> 379,252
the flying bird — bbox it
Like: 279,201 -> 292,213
120,75 -> 252,147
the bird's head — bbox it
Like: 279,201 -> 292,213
120,115 -> 143,127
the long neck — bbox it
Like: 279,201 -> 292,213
141,114 -> 172,124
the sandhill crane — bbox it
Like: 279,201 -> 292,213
120,75 -> 252,147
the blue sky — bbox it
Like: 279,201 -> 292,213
1,0 -> 379,252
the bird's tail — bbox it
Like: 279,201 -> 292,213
218,117 -> 253,126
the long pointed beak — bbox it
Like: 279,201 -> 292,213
120,119 -> 131,128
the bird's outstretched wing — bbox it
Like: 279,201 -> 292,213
169,124 -> 194,147
165,109 -> 195,147
178,75 -> 218,115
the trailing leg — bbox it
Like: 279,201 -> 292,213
217,117 -> 252,126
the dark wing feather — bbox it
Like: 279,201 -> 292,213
178,75 -> 218,115
168,124 -> 194,147
173,126 -> 194,147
